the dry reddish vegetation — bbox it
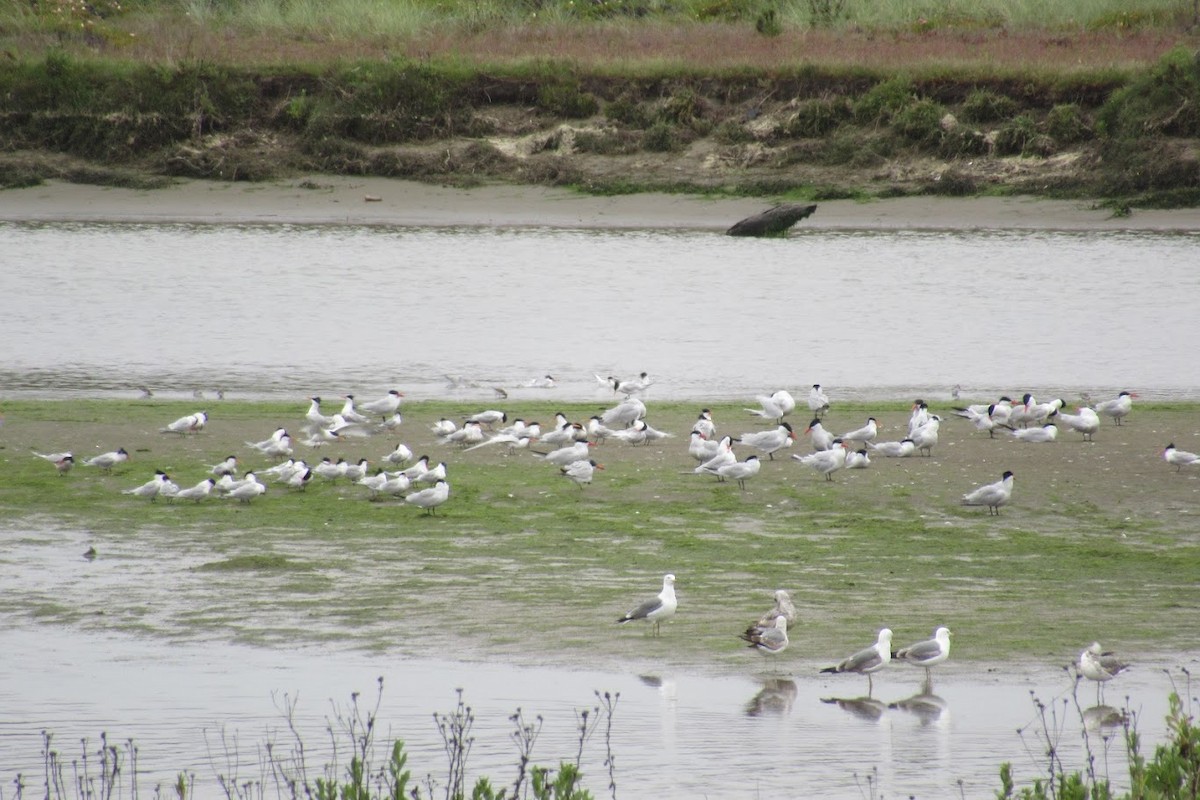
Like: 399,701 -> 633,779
73,21 -> 1196,72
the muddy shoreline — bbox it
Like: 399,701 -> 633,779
3,176 -> 1199,231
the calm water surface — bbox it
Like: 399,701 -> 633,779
2,222 -> 1198,401
2,221 -> 1199,798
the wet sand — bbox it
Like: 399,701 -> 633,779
3,176 -> 1199,231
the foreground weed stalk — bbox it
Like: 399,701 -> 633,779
595,691 -> 619,800
507,708 -> 542,799
433,688 -> 474,800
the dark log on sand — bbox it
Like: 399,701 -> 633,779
726,203 -> 818,237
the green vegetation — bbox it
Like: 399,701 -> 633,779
1,398 -> 1198,667
0,0 -> 1198,205
999,681 -> 1200,800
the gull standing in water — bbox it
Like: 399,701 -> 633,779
1077,642 -> 1130,702
745,589 -> 798,638
962,470 -> 1014,515
894,627 -> 952,685
616,573 -> 677,636
821,628 -> 893,696
740,616 -> 789,655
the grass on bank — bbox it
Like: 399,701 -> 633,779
1,398 -> 1198,669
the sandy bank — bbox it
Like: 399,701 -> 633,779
2,177 -> 1198,231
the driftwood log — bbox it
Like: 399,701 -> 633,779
725,203 -> 818,237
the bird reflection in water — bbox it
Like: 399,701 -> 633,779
745,678 -> 797,716
1083,705 -> 1130,730
888,688 -> 948,726
820,695 -> 888,722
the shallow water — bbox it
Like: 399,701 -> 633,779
3,220 -> 1200,798
2,222 -> 1199,402
0,623 -> 1192,799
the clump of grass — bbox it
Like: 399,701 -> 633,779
853,76 -> 915,125
960,88 -> 1019,124
781,97 -> 852,137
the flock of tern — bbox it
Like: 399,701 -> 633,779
26,376 -> 1174,693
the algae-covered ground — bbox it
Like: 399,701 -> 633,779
1,397 -> 1197,674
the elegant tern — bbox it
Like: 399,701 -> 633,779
174,478 -> 216,502
561,458 -> 603,488
793,439 -> 848,480
961,470 -> 1014,515
404,479 -> 450,514
1008,423 -> 1058,443
1163,443 -> 1200,471
805,418 -> 834,451
161,410 -> 207,434
867,438 -> 915,458
1094,391 -> 1135,425
1059,407 -> 1100,441
359,390 -> 404,420
716,454 -> 762,490
737,422 -> 795,460
808,384 -> 830,416
123,470 -> 169,501
33,451 -> 74,476
839,417 -> 879,447
83,447 -> 129,473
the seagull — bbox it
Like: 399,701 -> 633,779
740,616 -> 789,655
561,458 -> 603,488
1077,642 -> 1130,702
1008,423 -> 1058,443
83,447 -> 129,473
360,390 -> 405,420
616,573 -> 677,636
808,384 -> 830,416
821,628 -> 893,696
404,479 -> 450,514
893,627 -> 952,684
867,438 -> 915,458
1163,443 -> 1200,471
839,417 -> 879,448
804,418 -> 834,451
745,589 -> 798,637
962,470 -> 1014,515
1058,407 -> 1100,441
208,455 -> 239,477
32,451 -> 74,476
793,439 -> 848,480
844,449 -> 871,469
717,455 -> 762,490
1094,391 -> 1136,425
174,478 -> 216,502
737,422 -> 795,460
225,472 -> 266,503
161,410 -> 207,434
123,470 -> 169,501
746,390 -> 796,423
